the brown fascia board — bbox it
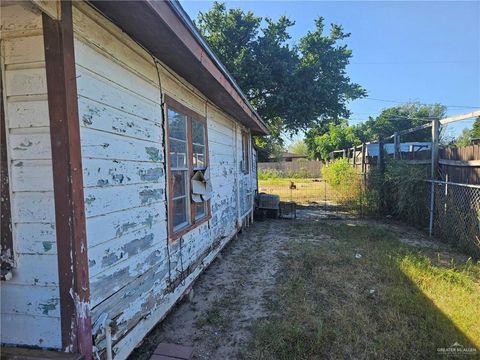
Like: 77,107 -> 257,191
88,0 -> 269,135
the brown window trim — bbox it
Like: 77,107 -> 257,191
165,95 -> 211,241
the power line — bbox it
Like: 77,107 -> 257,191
359,97 -> 479,109
350,60 -> 476,65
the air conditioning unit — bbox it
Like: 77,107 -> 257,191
257,193 -> 280,210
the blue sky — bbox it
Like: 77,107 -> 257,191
181,1 -> 480,142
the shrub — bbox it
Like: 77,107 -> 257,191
382,159 -> 429,227
322,158 -> 356,186
323,158 -> 361,206
286,168 -> 311,179
258,168 -> 283,180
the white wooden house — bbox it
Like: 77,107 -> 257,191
0,1 -> 268,359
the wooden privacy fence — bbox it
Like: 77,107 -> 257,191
258,160 -> 322,178
439,145 -> 480,184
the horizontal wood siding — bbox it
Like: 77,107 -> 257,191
0,3 -> 61,349
207,107 -> 238,239
74,34 -> 167,311
72,3 -> 255,359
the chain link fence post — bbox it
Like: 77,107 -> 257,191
428,181 -> 435,237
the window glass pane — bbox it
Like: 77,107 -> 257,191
193,144 -> 205,169
173,197 -> 188,229
172,170 -> 187,198
242,132 -> 249,173
195,202 -> 206,220
192,119 -> 205,145
168,109 -> 187,140
170,139 -> 187,169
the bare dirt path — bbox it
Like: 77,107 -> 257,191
129,219 -> 290,360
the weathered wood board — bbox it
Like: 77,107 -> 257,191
0,2 -> 61,349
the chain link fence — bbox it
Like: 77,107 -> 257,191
430,180 -> 480,258
257,172 -> 480,258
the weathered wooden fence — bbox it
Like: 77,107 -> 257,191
258,160 -> 322,178
337,143 -> 480,185
439,145 -> 480,184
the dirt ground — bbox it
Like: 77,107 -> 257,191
129,215 -> 290,360
129,207 -> 478,359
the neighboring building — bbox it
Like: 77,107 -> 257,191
269,152 -> 308,162
0,1 -> 268,359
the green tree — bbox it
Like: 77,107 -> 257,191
254,136 -> 284,162
288,139 -> 308,156
195,2 -> 365,159
305,120 -> 360,161
360,103 -> 447,141
455,128 -> 471,147
471,116 -> 480,138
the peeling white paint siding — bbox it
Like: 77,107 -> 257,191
207,106 -> 238,239
71,3 -> 257,359
0,2 -> 62,349
236,125 -> 253,218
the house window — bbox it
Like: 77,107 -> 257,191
166,96 -> 209,239
241,130 -> 250,174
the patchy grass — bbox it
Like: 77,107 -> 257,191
243,221 -> 480,360
195,304 -> 228,329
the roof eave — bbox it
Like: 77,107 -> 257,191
87,0 -> 269,135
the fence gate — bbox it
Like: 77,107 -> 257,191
257,173 -> 368,216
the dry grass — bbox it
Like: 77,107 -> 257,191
242,221 -> 480,360
258,178 -> 328,204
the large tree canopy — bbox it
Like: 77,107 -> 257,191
195,2 -> 365,140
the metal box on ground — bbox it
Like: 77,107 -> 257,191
256,193 -> 280,219
257,193 -> 280,210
